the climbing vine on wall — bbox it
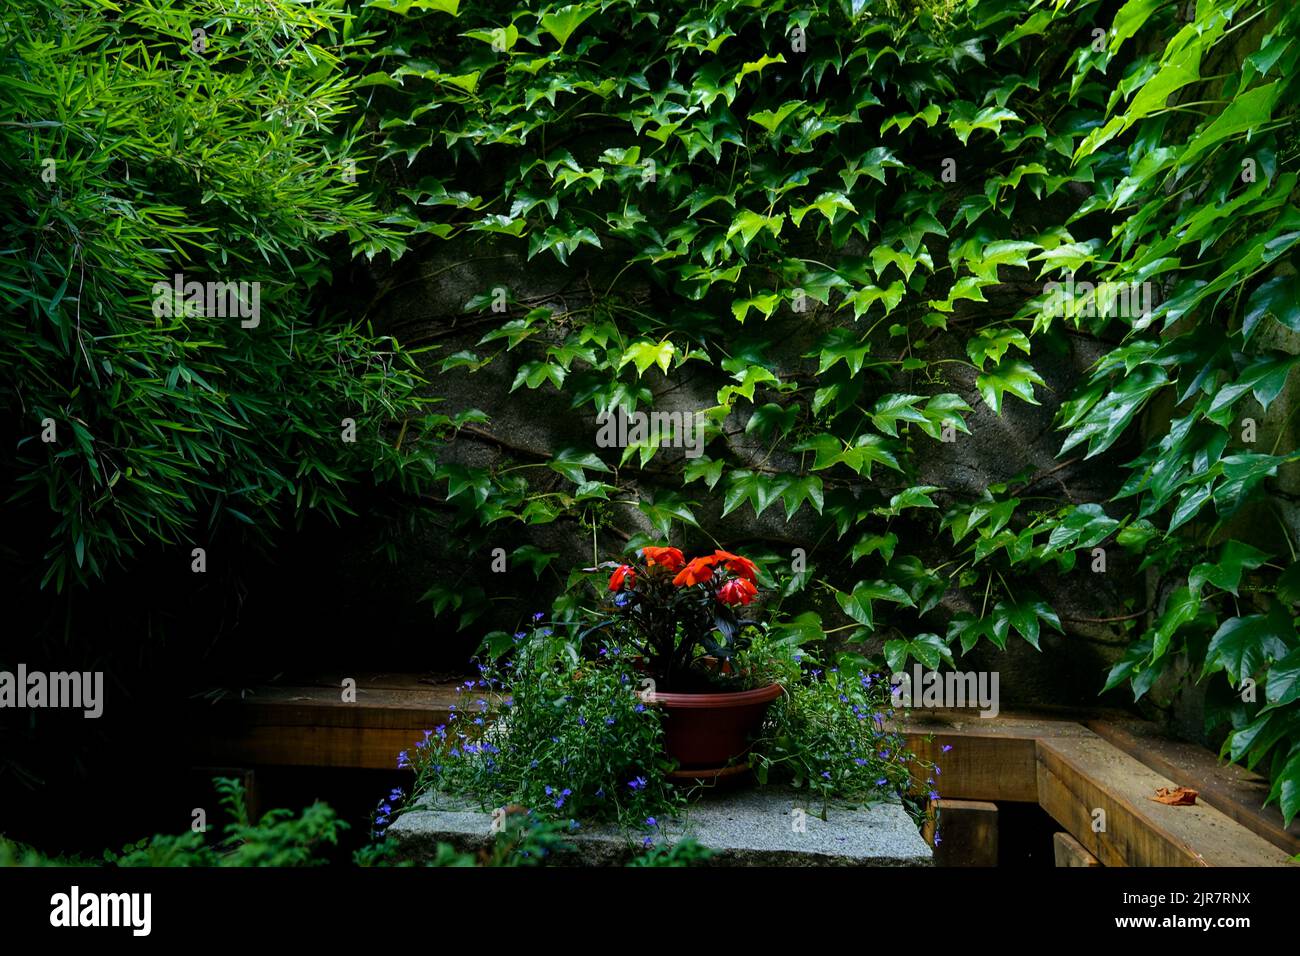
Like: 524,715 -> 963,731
353,0 -> 1300,821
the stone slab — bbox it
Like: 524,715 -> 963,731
387,786 -> 934,866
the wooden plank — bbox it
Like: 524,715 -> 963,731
201,682 -> 468,725
1053,831 -> 1100,867
1086,717 -> 1300,857
202,724 -> 429,770
922,799 -> 998,867
1036,735 -> 1295,867
896,709 -> 1094,802
193,675 -> 471,769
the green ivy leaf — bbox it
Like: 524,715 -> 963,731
1202,607 -> 1295,686
1243,274 -> 1300,343
1264,649 -> 1300,713
1189,540 -> 1270,597
780,475 -> 824,518
722,469 -> 787,519
885,632 -> 952,672
967,327 -> 1031,370
851,532 -> 897,565
540,4 -> 597,49
683,457 -> 724,490
976,359 -> 1044,414
746,402 -> 798,439
870,394 -> 928,436
511,545 -> 558,579
549,447 -> 611,483
619,339 -> 676,377
994,596 -> 1062,650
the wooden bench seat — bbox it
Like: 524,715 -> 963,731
192,677 -> 1299,866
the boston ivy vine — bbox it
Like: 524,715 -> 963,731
350,0 -> 1300,822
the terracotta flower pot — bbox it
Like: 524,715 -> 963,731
652,683 -> 783,770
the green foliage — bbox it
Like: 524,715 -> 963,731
356,0 -> 1300,822
627,836 -> 712,866
2,777 -> 591,868
2,777 -> 345,867
406,626 -> 683,829
750,662 -> 924,812
366,811 -> 579,867
4,0 -> 1297,833
110,776 -> 348,867
0,0 -> 440,592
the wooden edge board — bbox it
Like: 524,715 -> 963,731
1053,831 -> 1100,867
894,711 -> 1094,802
202,725 -> 426,771
1036,735 -> 1295,868
926,799 -> 999,867
1086,718 -> 1300,857
904,729 -> 1038,802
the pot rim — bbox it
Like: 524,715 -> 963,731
650,682 -> 783,708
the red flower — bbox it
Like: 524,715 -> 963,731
712,549 -> 758,583
608,564 -> 636,591
641,546 -> 686,572
673,555 -> 718,587
718,578 -> 758,606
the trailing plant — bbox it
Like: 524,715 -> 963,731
626,836 -> 714,867
364,807 -> 579,866
751,661 -> 933,820
406,620 -> 683,830
355,0 -> 1300,823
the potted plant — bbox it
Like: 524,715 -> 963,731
595,545 -> 783,771
399,547 -> 935,848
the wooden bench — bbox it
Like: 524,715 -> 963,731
896,707 -> 1298,866
192,678 -> 1299,866
195,673 -> 469,771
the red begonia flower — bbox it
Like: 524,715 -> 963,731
718,578 -> 758,606
712,549 -> 758,583
608,564 -> 636,591
672,555 -> 718,587
641,546 -> 686,572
